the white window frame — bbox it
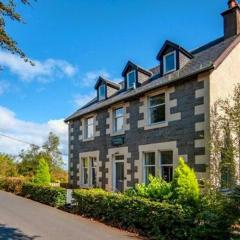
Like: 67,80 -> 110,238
81,156 -> 97,187
159,151 -> 173,182
143,152 -> 156,184
163,51 -> 176,74
126,70 -> 136,89
98,85 -> 106,101
85,117 -> 94,139
148,93 -> 166,125
113,107 -> 124,133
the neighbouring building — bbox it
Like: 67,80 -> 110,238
65,0 -> 240,191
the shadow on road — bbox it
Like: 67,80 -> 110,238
0,224 -> 40,240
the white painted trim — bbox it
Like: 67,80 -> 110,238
126,70 -> 136,89
163,51 -> 177,75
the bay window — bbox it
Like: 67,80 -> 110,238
81,156 -> 97,187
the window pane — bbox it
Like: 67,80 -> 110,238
87,125 -> 94,138
127,71 -> 136,88
90,157 -> 97,187
82,158 -> 89,185
115,117 -> 124,132
145,166 -> 155,184
165,52 -> 176,73
99,85 -> 105,99
87,117 -> 94,125
145,152 -> 155,165
150,105 -> 165,123
161,151 -> 173,165
162,166 -> 173,182
149,94 -> 165,106
115,108 -> 124,117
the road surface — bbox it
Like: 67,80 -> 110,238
0,190 -> 140,240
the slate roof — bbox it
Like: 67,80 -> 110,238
65,35 -> 240,122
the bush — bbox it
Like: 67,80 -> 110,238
33,158 -> 51,185
126,175 -> 172,201
21,183 -> 66,207
73,188 -> 194,239
172,157 -> 199,205
0,177 -> 25,194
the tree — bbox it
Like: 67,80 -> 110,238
172,157 -> 199,204
0,153 -> 17,177
41,132 -> 64,172
0,0 -> 33,63
33,158 -> 51,185
17,144 -> 41,177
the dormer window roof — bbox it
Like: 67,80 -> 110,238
95,76 -> 121,101
157,40 -> 193,76
122,61 -> 152,90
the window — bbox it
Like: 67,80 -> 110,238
82,157 -> 89,185
160,151 -> 173,182
81,157 -> 97,187
126,70 -> 136,89
90,157 -> 97,187
163,51 -> 176,74
143,152 -> 156,184
113,107 -> 124,132
98,85 -> 106,101
148,93 -> 165,124
85,117 -> 94,139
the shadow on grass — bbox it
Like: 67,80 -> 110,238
0,224 -> 40,240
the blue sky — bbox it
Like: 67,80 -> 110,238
0,0 -> 228,156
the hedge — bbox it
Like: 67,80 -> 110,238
0,178 -> 66,208
21,183 -> 66,208
72,188 -> 194,239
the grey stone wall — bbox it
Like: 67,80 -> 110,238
68,76 -> 205,189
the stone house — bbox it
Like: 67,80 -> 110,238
65,0 -> 240,191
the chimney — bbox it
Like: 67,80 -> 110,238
222,0 -> 240,38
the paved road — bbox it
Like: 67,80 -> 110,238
0,190 -> 140,240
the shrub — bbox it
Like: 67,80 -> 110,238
0,177 -> 25,194
172,157 -> 199,204
33,158 -> 51,185
73,188 -> 194,239
126,175 -> 172,201
21,183 -> 66,207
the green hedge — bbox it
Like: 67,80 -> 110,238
21,183 -> 66,208
72,189 -> 194,239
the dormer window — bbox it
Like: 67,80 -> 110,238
163,51 -> 176,74
126,70 -> 136,89
98,85 -> 106,101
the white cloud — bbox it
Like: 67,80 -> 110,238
0,81 -> 9,95
80,70 -> 110,87
0,51 -> 78,82
0,106 -> 68,163
73,92 -> 96,108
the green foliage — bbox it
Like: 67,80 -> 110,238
0,153 -> 17,177
172,157 -> 199,204
0,177 -> 26,194
73,188 -> 193,239
126,175 -> 172,201
33,158 -> 51,185
21,183 -> 66,208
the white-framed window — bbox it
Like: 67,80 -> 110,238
143,152 -> 156,184
160,151 -> 173,182
81,157 -> 97,187
126,70 -> 136,89
98,85 -> 106,101
82,157 -> 89,185
113,107 -> 124,132
163,51 -> 176,74
148,93 -> 166,125
85,117 -> 94,139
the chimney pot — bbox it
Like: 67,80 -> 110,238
228,0 -> 238,9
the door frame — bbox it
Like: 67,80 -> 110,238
113,155 -> 125,192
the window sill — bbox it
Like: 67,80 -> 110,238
82,137 -> 94,142
110,130 -> 125,137
145,121 -> 168,130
